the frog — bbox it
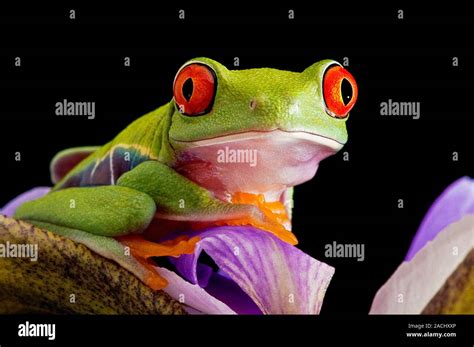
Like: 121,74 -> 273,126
13,57 -> 358,289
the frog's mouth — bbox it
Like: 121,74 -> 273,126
172,129 -> 343,204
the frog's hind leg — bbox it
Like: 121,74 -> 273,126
13,186 -> 198,289
50,146 -> 100,184
14,185 -> 157,237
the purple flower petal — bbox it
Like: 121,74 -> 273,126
170,251 -> 206,287
370,215 -> 474,314
173,226 -> 335,314
157,267 -> 236,314
1,187 -> 51,217
405,176 -> 474,261
205,271 -> 262,314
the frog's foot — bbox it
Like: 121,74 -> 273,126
217,192 -> 297,245
116,234 -> 200,290
232,192 -> 290,227
117,161 -> 297,245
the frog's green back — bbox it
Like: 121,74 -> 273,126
52,102 -> 175,191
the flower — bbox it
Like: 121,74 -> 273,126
1,187 -> 335,314
370,177 -> 474,314
405,176 -> 474,261
166,226 -> 334,314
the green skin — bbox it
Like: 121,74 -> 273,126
14,57 -> 350,249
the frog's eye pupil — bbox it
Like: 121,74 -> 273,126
341,78 -> 353,106
182,78 -> 194,102
323,65 -> 358,119
173,63 -> 217,116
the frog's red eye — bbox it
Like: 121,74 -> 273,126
323,65 -> 358,119
173,63 -> 217,116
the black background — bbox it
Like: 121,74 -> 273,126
0,3 -> 473,341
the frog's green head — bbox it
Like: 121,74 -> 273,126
169,57 -> 358,197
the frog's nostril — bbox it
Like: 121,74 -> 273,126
249,98 -> 258,110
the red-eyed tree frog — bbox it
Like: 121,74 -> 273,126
14,58 -> 357,289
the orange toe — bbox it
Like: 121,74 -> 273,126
232,192 -> 290,226
216,215 -> 298,245
118,234 -> 200,259
116,234 -> 200,290
222,192 -> 298,245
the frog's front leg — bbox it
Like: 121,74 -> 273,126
117,160 -> 297,244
